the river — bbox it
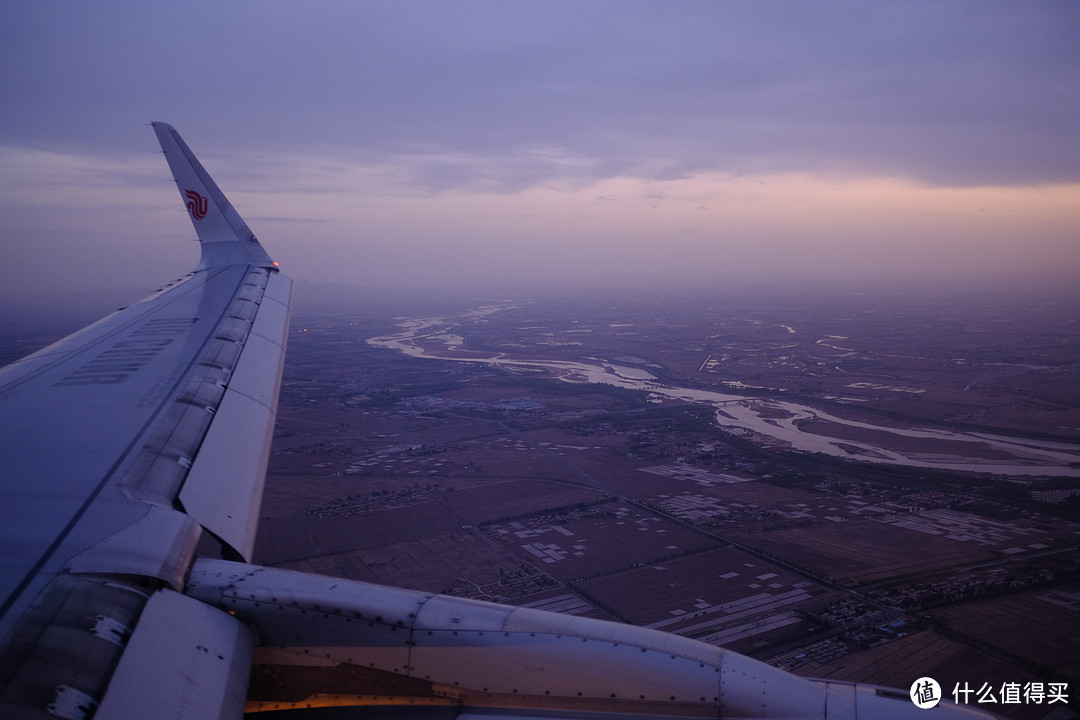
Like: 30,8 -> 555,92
368,308 -> 1080,478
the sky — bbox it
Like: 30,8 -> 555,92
2,1 -> 1079,304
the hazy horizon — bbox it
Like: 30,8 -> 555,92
4,274 -> 1079,357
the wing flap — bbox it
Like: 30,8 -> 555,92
94,589 -> 253,720
179,272 -> 292,560
66,505 -> 201,591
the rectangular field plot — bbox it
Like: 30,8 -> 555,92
261,474 -> 493,518
874,508 -> 1048,548
933,583 -> 1080,684
510,589 -> 611,621
789,630 -> 1046,719
269,530 -> 510,593
485,501 -> 718,581
639,464 -> 755,487
255,500 -> 465,565
438,478 -> 607,524
575,547 -> 833,645
732,519 -> 1009,584
665,480 -> 820,508
258,506 -> 563,601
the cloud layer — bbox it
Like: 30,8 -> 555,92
1,1 -> 1078,297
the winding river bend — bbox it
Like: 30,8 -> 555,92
368,310 -> 1080,478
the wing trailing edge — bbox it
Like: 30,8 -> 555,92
178,270 -> 291,560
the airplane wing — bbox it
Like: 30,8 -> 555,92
0,123 -> 291,719
0,126 -> 996,720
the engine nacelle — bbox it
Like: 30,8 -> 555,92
186,559 -> 997,719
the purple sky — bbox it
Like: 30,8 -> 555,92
2,1 -> 1079,302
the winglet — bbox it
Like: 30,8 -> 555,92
152,122 -> 278,270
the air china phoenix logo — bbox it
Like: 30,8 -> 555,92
185,189 -> 208,220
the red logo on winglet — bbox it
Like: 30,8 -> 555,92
185,190 -> 208,220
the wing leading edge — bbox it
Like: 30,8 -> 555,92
0,127 -> 997,720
